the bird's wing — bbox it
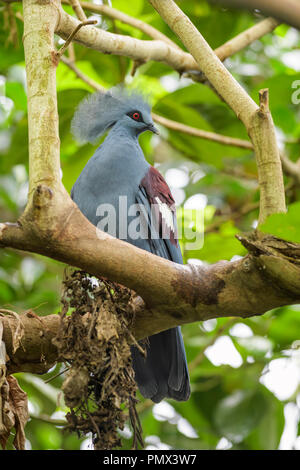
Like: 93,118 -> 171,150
137,166 -> 183,264
133,166 -> 190,402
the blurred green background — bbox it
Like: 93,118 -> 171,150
0,0 -> 300,450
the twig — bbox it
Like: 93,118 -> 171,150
56,19 -> 97,60
67,0 -> 85,64
60,56 -> 104,91
30,413 -> 67,426
152,112 -> 253,150
279,151 -> 300,184
67,43 -> 76,63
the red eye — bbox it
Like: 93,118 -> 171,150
132,112 -> 140,120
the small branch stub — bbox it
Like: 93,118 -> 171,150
259,88 -> 269,114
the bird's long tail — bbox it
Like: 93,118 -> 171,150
131,327 -> 190,403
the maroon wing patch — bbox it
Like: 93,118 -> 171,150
140,166 -> 178,246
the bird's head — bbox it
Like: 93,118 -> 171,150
71,87 -> 159,144
123,108 -> 159,136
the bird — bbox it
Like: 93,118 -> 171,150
70,87 -> 190,403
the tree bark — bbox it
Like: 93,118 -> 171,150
2,231 -> 300,374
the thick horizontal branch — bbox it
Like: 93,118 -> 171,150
1,208 -> 300,374
56,8 -> 200,74
1,190 -> 300,333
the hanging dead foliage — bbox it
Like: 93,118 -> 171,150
0,319 -> 29,450
53,270 -> 144,450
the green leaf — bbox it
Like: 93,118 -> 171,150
213,389 -> 267,443
245,388 -> 285,450
260,202 -> 300,243
269,306 -> 300,346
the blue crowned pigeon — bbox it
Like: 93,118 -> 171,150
71,88 -> 190,403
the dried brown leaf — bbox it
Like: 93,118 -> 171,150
0,375 -> 29,450
7,375 -> 29,450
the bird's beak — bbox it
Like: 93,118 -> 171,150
147,123 -> 160,135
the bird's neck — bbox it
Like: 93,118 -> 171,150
95,120 -> 147,170
106,121 -> 140,141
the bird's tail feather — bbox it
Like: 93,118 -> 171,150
131,327 -> 190,403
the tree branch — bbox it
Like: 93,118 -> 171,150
63,0 -> 182,50
214,17 -> 280,62
54,3 -> 281,79
149,0 -> 258,129
152,112 -> 253,150
210,0 -> 300,30
55,19 -> 97,60
148,0 -> 286,222
1,230 -> 300,374
68,0 -> 86,22
1,311 -> 60,374
55,8 -> 200,74
2,0 -> 282,81
60,55 -> 105,91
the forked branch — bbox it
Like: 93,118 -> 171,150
148,0 -> 286,222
